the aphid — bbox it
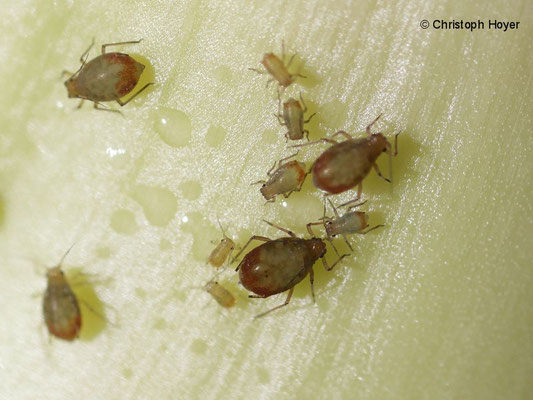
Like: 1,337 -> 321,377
42,246 -> 81,341
274,93 -> 316,141
207,219 -> 235,268
233,220 -> 348,318
249,41 -> 305,89
308,199 -> 384,251
294,114 -> 399,200
204,280 -> 236,308
63,39 -> 153,111
252,152 -> 308,203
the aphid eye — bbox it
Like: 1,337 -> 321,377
262,184 -> 266,188
383,148 -> 387,153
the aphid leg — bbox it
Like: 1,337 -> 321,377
251,179 -> 267,185
232,235 -> 271,267
304,113 -> 316,124
309,268 -> 316,303
366,113 -> 383,136
116,82 -> 154,107
373,162 -> 391,183
254,287 -> 294,319
93,101 -> 121,113
327,198 -> 341,218
341,234 -> 354,252
393,131 -> 400,156
265,78 -> 275,88
321,253 -> 349,272
77,99 -> 85,109
303,130 -> 310,141
248,67 -> 267,74
360,224 -> 385,234
101,39 -> 143,54
80,38 -> 95,63
306,222 -> 321,237
275,151 -> 300,170
263,220 -> 297,238
330,130 -> 353,140
289,137 -> 338,149
342,199 -> 368,210
61,70 -> 74,78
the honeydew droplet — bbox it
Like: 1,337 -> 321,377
130,185 -> 178,227
153,107 -> 192,147
205,125 -> 226,147
179,180 -> 202,200
110,209 -> 138,235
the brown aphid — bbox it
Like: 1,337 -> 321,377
249,41 -> 305,88
233,220 -> 348,318
207,219 -> 235,268
204,280 -> 236,308
63,39 -> 153,111
275,93 -> 316,141
293,114 -> 399,200
308,199 -> 384,251
252,152 -> 308,203
42,247 -> 81,341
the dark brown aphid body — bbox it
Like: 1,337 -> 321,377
254,152 -> 307,202
239,237 -> 325,297
204,280 -> 236,308
234,221 -> 347,318
275,94 -> 315,141
304,115 -> 399,199
64,39 -> 152,110
43,266 -> 81,341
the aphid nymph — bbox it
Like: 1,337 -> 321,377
207,219 -> 235,268
249,41 -> 305,89
275,93 -> 316,141
252,152 -> 307,203
42,246 -> 81,341
308,199 -> 384,251
204,280 -> 236,308
233,220 -> 348,318
64,39 -> 153,111
293,114 -> 399,201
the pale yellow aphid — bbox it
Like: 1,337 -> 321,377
275,92 -> 316,141
204,280 -> 236,308
249,41 -> 305,89
207,219 -> 235,268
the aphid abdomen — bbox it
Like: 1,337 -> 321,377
208,238 -> 234,267
312,139 -> 378,194
331,212 -> 367,236
239,238 -> 322,297
262,53 -> 292,87
43,282 -> 81,341
283,99 -> 304,140
75,53 -> 144,102
262,161 -> 307,200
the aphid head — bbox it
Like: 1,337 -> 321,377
64,77 -> 80,98
221,237 -> 235,250
355,212 -> 369,229
308,238 -> 327,259
324,221 -> 336,238
260,184 -> 275,200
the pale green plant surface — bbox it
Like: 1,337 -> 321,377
0,1 -> 532,399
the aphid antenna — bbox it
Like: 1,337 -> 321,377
389,130 -> 401,194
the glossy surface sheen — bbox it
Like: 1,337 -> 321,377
0,1 -> 531,399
